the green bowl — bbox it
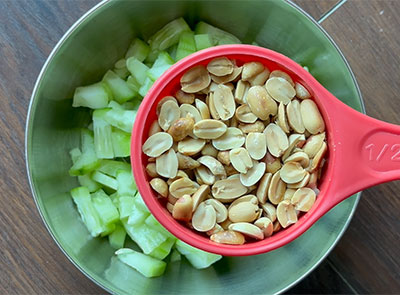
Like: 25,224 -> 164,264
26,0 -> 364,294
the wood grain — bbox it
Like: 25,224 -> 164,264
0,1 -> 103,294
1,0 -> 399,294
319,0 -> 400,293
291,0 -> 340,20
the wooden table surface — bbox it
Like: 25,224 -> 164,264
1,0 -> 399,294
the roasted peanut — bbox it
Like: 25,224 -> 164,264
265,77 -> 296,105
192,202 -> 216,232
176,89 -> 195,104
158,100 -> 180,131
246,132 -> 267,160
181,65 -> 211,93
143,132 -> 173,157
172,194 -> 193,222
212,127 -> 245,150
247,86 -> 277,120
210,230 -> 245,245
168,116 -> 195,141
150,178 -> 168,197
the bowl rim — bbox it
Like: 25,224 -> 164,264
25,0 -> 364,294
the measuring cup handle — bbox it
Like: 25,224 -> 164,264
325,96 -> 400,208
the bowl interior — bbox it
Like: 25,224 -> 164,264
26,0 -> 363,294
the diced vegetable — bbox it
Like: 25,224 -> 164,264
70,186 -> 103,237
111,128 -> 131,158
127,203 -> 149,226
100,222 -> 116,237
109,224 -> 127,249
126,57 -> 149,85
72,82 -> 110,109
97,159 -> 130,178
113,59 -> 130,79
92,189 -> 120,226
194,34 -> 213,51
69,147 -> 82,163
118,196 -> 135,220
125,38 -> 150,62
148,17 -> 191,52
195,21 -> 241,45
138,77 -> 154,97
93,109 -> 114,159
123,221 -> 168,254
116,170 -> 137,197
148,238 -> 175,260
176,31 -> 196,61
78,174 -> 101,192
126,75 -> 141,94
69,129 -> 100,176
147,51 -> 174,81
70,148 -> 102,191
145,215 -> 176,240
91,171 -> 118,190
133,193 -> 150,213
104,108 -> 137,133
116,248 -> 166,278
175,240 -> 222,269
170,249 -> 182,262
103,70 -> 137,103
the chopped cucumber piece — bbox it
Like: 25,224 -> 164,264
103,70 -> 136,103
148,238 -> 175,260
70,148 -> 101,192
118,196 -> 135,220
176,31 -> 196,61
170,249 -> 182,262
78,174 -> 101,192
69,129 -> 100,176
109,224 -> 126,249
147,51 -> 174,81
111,128 -> 130,158
113,59 -> 130,79
126,75 -> 141,94
104,108 -> 137,133
72,82 -> 110,109
116,248 -> 166,278
195,21 -> 241,45
108,100 -> 124,110
145,215 -> 176,240
168,44 -> 178,61
125,38 -> 150,62
123,221 -> 168,254
134,192 -> 150,213
194,34 -> 213,51
116,170 -> 137,197
69,147 -> 81,163
97,159 -> 130,177
175,240 -> 222,269
127,203 -> 149,226
92,171 -> 118,190
138,77 -> 154,97
70,186 -> 103,237
148,17 -> 191,52
92,189 -> 120,226
100,222 -> 116,237
93,109 -> 114,159
126,57 -> 150,85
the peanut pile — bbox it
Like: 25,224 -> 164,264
142,57 -> 327,245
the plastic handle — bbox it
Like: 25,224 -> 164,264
322,91 -> 400,209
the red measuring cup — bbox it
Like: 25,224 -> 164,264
131,45 -> 400,256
